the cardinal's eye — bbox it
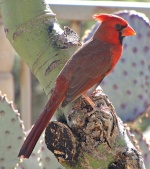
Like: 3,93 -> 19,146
115,24 -> 122,31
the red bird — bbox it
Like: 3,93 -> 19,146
18,13 -> 135,158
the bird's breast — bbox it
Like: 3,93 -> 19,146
110,45 -> 122,69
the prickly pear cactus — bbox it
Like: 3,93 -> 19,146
0,91 -> 24,169
127,128 -> 150,169
84,10 -> 150,122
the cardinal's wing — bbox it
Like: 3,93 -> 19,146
60,38 -> 113,107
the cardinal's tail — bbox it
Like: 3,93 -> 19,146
18,91 -> 64,159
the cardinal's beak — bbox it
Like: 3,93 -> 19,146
122,25 -> 136,36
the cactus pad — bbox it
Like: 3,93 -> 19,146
0,92 -> 24,169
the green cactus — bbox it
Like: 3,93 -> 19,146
127,129 -> 150,169
0,91 -> 24,169
0,91 -> 64,169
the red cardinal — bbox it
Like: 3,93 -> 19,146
18,13 -> 135,158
